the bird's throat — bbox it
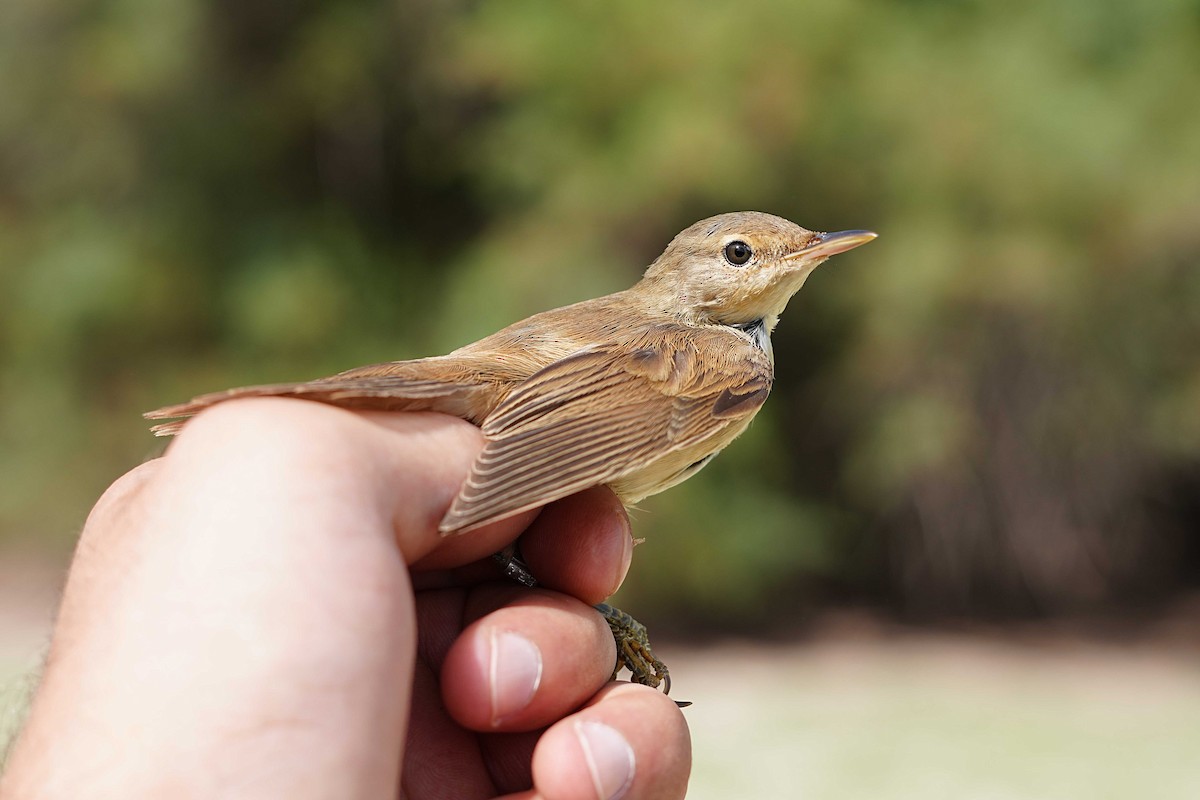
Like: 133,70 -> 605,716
730,318 -> 774,361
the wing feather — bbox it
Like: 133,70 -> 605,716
440,330 -> 770,532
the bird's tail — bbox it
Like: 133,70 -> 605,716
144,368 -> 481,436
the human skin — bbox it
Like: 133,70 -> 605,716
0,399 -> 691,799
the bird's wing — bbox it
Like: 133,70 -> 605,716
440,329 -> 771,532
142,356 -> 523,435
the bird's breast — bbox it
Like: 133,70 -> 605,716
606,409 -> 760,504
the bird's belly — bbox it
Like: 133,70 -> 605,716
607,416 -> 754,504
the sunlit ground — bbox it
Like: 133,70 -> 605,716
674,622 -> 1200,800
3,557 -> 1198,798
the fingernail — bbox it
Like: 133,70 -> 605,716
488,629 -> 542,726
574,720 -> 636,800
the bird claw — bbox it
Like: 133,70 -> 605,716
491,554 -> 691,707
596,602 -> 691,707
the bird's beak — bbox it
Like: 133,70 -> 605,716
784,230 -> 878,262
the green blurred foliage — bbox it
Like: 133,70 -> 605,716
1,0 -> 1198,624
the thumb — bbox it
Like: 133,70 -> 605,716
163,398 -> 536,567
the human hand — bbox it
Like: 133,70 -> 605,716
1,400 -> 691,799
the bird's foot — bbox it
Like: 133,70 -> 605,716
491,549 -> 690,706
595,602 -> 690,708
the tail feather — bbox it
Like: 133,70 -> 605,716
144,376 -> 482,436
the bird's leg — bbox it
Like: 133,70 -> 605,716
491,548 -> 688,705
595,602 -> 690,707
492,543 -> 538,587
596,602 -> 664,687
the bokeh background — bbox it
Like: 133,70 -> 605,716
2,0 -> 1199,796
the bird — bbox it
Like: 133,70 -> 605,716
146,211 -> 876,692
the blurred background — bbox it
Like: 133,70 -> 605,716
2,0 -> 1198,795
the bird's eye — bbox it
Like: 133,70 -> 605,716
724,241 -> 753,266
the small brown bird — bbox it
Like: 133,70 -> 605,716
146,211 -> 875,691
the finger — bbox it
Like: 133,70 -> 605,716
359,409 -> 542,565
77,458 -> 162,544
532,684 -> 691,800
409,486 -> 633,598
441,588 -> 615,732
85,458 -> 162,526
518,487 -> 634,604
165,399 -> 536,566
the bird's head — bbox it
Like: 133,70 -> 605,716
638,211 -> 876,329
